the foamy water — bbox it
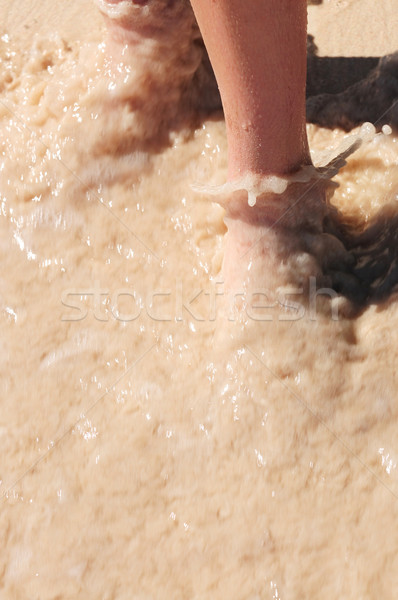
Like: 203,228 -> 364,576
1,7 -> 398,599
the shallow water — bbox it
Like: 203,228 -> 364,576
1,10 -> 398,600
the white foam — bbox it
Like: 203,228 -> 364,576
192,131 -> 365,208
382,124 -> 393,136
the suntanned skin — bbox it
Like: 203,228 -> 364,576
189,0 -> 311,179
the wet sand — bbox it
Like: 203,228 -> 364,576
1,2 -> 398,599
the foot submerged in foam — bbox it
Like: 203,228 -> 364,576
195,125 -> 392,314
94,0 -> 220,137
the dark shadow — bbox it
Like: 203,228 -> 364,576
320,203 -> 398,310
307,55 -> 380,97
306,37 -> 398,131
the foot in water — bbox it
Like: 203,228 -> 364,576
196,125 -> 398,313
94,0 -> 219,133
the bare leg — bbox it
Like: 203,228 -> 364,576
189,0 -> 311,178
188,0 -> 359,302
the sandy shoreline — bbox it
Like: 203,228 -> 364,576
1,2 -> 398,598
